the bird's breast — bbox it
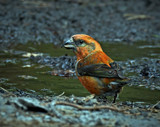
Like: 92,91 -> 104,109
77,76 -> 116,95
78,76 -> 103,95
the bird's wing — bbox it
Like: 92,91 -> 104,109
77,62 -> 126,79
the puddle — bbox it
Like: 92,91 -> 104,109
0,42 -> 160,104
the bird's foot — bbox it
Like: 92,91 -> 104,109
95,95 -> 108,103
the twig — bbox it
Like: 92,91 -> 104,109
151,101 -> 160,109
57,92 -> 65,97
0,87 -> 16,97
55,101 -> 127,113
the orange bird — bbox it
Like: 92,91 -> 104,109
64,34 -> 128,102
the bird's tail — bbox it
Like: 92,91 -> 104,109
110,78 -> 130,87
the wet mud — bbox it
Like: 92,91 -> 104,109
1,43 -> 159,126
0,0 -> 160,126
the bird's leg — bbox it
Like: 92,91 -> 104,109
113,93 -> 118,103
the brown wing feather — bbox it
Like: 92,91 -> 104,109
77,62 -> 126,79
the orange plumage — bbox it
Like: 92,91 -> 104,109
64,34 -> 128,102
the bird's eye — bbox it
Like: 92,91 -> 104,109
79,40 -> 84,44
75,39 -> 86,46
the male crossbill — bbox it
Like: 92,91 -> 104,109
64,34 -> 128,102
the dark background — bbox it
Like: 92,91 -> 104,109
0,0 -> 160,47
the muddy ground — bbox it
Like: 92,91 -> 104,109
0,88 -> 160,127
0,0 -> 160,47
0,0 -> 160,127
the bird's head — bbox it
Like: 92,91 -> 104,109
64,34 -> 103,59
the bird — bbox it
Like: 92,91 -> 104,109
63,34 -> 128,103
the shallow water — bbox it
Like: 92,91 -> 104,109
0,42 -> 160,104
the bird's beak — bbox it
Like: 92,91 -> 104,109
63,37 -> 75,49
